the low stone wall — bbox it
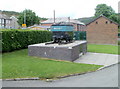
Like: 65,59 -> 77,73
28,41 -> 87,61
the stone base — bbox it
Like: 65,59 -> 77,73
28,41 -> 87,61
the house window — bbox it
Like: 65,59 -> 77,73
96,21 -> 98,24
0,19 -> 1,23
106,21 -> 108,24
110,21 -> 112,24
2,19 -> 4,23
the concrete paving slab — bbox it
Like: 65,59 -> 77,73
0,79 -> 2,89
74,52 -> 118,67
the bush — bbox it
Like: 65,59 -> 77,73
67,31 -> 74,39
118,33 -> 120,38
1,29 -> 52,52
118,41 -> 120,45
118,29 -> 120,33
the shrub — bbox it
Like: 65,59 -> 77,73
118,41 -> 120,45
118,33 -> 120,38
1,29 -> 52,52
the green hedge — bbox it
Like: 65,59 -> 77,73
2,29 -> 52,52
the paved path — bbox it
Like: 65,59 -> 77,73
0,79 -> 1,89
74,52 -> 118,67
2,64 -> 118,87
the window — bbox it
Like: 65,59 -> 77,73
96,21 -> 98,24
8,20 -> 11,24
110,21 -> 112,24
2,19 -> 4,23
106,21 -> 108,24
6,20 -> 10,24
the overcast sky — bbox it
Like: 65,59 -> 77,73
0,0 -> 119,19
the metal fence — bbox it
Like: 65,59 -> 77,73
74,31 -> 86,40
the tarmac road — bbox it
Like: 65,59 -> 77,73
2,64 -> 119,87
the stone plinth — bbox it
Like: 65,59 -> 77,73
28,41 -> 87,61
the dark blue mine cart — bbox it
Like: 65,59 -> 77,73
50,22 -> 74,43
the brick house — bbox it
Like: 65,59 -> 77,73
41,17 -> 86,31
86,15 -> 118,44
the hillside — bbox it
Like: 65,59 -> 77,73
0,10 -> 20,17
78,13 -> 120,25
77,17 -> 95,24
0,10 -> 47,22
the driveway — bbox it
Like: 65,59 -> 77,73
74,52 -> 118,67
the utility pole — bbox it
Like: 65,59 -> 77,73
24,11 -> 26,25
0,11 -> 2,28
54,10 -> 55,24
68,17 -> 70,22
22,10 -> 26,29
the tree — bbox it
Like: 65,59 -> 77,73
95,4 -> 115,17
94,4 -> 120,25
109,13 -> 120,24
18,9 -> 40,27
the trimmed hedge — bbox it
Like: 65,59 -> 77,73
2,29 -> 52,52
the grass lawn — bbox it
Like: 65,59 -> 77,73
118,41 -> 120,55
0,54 -> 2,78
88,44 -> 118,54
118,45 -> 120,55
118,29 -> 120,33
2,49 -> 102,79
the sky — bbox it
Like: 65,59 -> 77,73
0,0 -> 119,19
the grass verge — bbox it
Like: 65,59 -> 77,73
2,49 -> 102,79
118,41 -> 120,55
88,44 -> 118,54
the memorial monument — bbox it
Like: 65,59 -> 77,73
28,22 -> 87,61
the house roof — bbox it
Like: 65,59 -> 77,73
52,22 -> 73,26
86,15 -> 119,25
10,16 -> 18,20
28,25 -> 50,29
0,12 -> 11,20
41,17 -> 85,25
